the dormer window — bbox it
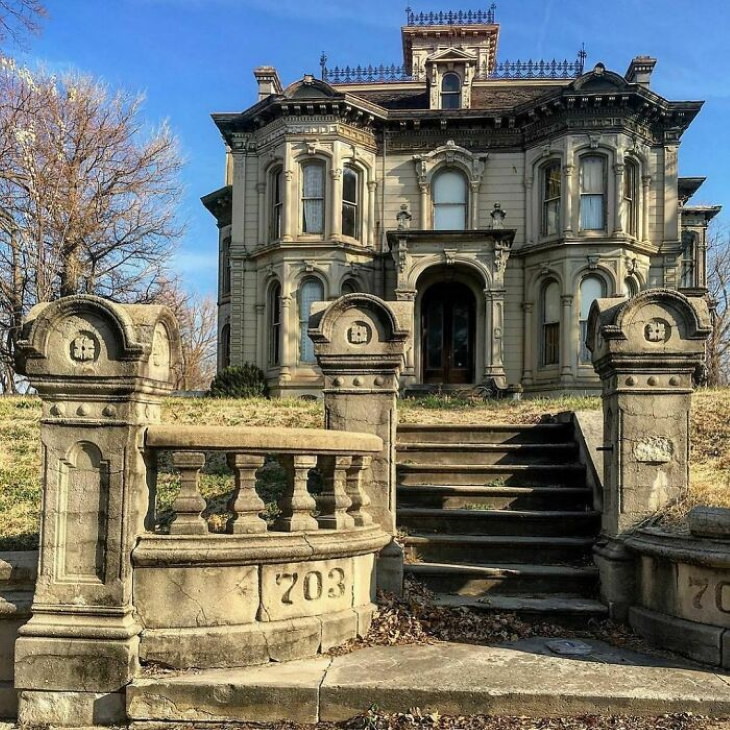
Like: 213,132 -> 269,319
440,73 -> 461,109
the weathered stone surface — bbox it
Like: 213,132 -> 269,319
135,565 -> 259,629
17,689 -> 125,726
0,552 -> 37,589
689,506 -> 730,540
629,605 -> 723,667
260,558 -> 354,621
127,660 -> 330,724
15,636 -> 139,693
352,553 -> 376,606
320,609 -> 359,652
265,616 -> 322,662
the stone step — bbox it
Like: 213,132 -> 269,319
397,442 -> 578,465
397,485 -> 593,511
397,423 -> 574,445
401,534 -> 594,565
404,562 -> 599,597
398,507 -> 600,537
397,463 -> 585,488
432,594 -> 608,621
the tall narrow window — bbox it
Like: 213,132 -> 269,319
270,169 -> 283,240
342,166 -> 359,238
541,281 -> 560,367
441,73 -> 461,109
541,162 -> 561,236
221,236 -> 231,296
579,276 -> 606,363
623,160 -> 638,236
220,323 -> 231,369
302,161 -> 325,234
681,231 -> 696,288
579,156 -> 606,231
269,282 -> 281,366
298,277 -> 323,363
433,169 -> 467,230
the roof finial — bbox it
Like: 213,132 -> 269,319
578,43 -> 587,74
320,51 -> 327,79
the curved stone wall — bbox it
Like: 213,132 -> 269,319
626,523 -> 730,668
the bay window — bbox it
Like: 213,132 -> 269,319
579,156 -> 606,231
302,161 -> 325,234
541,162 -> 561,236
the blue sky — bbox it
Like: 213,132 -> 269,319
17,0 -> 730,297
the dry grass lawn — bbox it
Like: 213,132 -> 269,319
1,388 -> 728,549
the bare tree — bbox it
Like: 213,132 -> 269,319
706,229 -> 730,386
0,0 -> 45,48
154,282 -> 218,391
0,59 -> 184,391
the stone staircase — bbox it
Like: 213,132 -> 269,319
396,422 -> 605,619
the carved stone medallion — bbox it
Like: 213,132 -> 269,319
644,319 -> 670,343
347,321 -> 372,346
70,334 -> 98,362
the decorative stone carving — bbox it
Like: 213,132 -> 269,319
412,141 -> 488,189
396,203 -> 412,230
644,319 -> 670,343
71,334 -> 97,362
347,321 -> 372,345
490,202 -> 506,229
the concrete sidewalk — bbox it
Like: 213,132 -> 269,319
128,639 -> 730,725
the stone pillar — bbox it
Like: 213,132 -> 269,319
418,182 -> 429,229
13,295 -> 181,726
641,175 -> 651,242
613,162 -> 625,235
560,293 -> 574,381
256,180 -> 266,244
562,163 -> 574,236
587,288 -> 711,620
279,292 -> 293,383
521,301 -> 534,385
469,181 -> 480,229
330,166 -> 343,242
281,143 -> 294,242
310,294 -> 411,594
367,179 -> 377,248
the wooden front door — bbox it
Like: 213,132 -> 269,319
421,282 -> 476,384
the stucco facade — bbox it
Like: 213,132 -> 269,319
203,7 -> 719,397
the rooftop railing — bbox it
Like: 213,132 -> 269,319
404,5 -> 496,26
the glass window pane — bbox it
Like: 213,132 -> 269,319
442,74 -> 460,92
426,303 -> 444,369
343,167 -> 358,204
579,276 -> 605,319
303,164 -> 324,197
543,281 -> 560,323
342,202 -> 356,237
299,279 -> 323,363
433,170 -> 466,203
303,200 -> 323,233
434,204 -> 466,230
580,194 -> 604,230
580,157 -> 605,194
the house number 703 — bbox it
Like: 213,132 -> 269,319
689,576 -> 730,613
276,568 -> 347,605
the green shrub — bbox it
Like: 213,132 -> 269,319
209,364 -> 269,399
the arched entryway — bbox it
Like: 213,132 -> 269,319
421,281 -> 476,384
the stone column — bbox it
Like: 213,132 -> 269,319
562,163 -> 574,236
641,174 -> 652,242
418,182 -> 429,229
613,162 -> 625,236
560,293 -> 574,381
281,142 -> 294,242
256,181 -> 266,243
521,302 -> 534,385
483,289 -> 507,388
367,179 -> 377,248
279,292 -> 293,383
587,288 -> 711,620
13,295 -> 181,726
469,181 -> 480,229
330,166 -> 343,242
310,294 -> 411,594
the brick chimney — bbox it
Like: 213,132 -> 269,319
625,56 -> 657,88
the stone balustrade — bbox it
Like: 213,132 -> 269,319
144,424 -> 381,534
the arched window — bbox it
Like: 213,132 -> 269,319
220,323 -> 231,369
579,276 -> 606,363
270,168 -> 283,240
302,161 -> 325,234
298,277 -> 324,363
541,161 -> 561,236
221,235 -> 231,296
441,73 -> 461,109
268,282 -> 281,366
433,169 -> 467,230
623,276 -> 638,298
341,279 -> 359,295
541,280 -> 561,366
623,159 -> 638,237
342,166 -> 359,239
681,231 -> 697,288
579,155 -> 606,231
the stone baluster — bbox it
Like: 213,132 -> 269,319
226,452 -> 267,534
346,455 -> 373,527
170,451 -> 208,535
274,454 -> 319,531
317,454 -> 355,530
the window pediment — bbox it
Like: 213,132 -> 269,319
413,141 -> 488,188
426,46 -> 477,63
571,63 -> 630,93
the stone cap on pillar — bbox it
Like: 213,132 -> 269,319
586,288 -> 711,377
309,293 -> 410,374
15,294 -> 182,391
